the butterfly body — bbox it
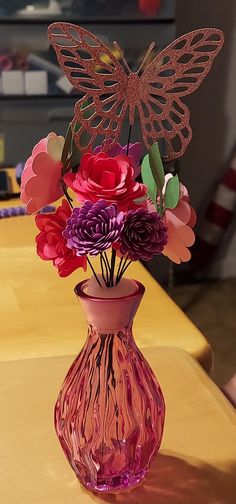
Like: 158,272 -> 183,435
48,23 -> 224,159
126,72 -> 143,123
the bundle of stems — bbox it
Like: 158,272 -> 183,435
87,249 -> 132,288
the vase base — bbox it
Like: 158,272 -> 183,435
82,469 -> 147,494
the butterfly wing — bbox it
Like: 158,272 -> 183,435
139,28 -> 224,159
48,22 -> 128,152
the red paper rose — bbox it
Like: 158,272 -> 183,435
35,199 -> 87,277
64,152 -> 147,211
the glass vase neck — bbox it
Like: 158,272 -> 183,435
74,279 -> 145,332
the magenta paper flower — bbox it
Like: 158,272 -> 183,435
35,199 -> 87,277
94,142 -> 143,178
64,152 -> 147,211
120,207 -> 167,261
20,132 -> 65,214
64,200 -> 124,256
148,175 -> 196,263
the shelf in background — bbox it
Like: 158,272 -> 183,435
0,94 -> 79,100
0,17 -> 175,25
0,0 -> 175,24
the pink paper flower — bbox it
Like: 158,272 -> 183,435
148,176 -> 196,264
163,180 -> 196,264
64,152 -> 147,211
20,132 -> 65,214
35,199 -> 87,277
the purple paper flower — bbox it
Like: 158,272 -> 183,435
120,208 -> 168,261
94,142 -> 143,178
63,200 -> 124,256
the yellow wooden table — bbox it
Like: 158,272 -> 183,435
0,347 -> 235,504
0,212 -> 212,370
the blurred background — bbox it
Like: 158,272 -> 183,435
0,0 -> 236,386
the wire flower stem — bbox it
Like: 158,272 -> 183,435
109,248 -> 116,287
116,255 -> 131,284
115,256 -> 124,285
100,253 -> 109,286
126,124 -> 132,155
117,259 -> 132,282
87,257 -> 102,287
104,251 -> 111,273
100,253 -> 106,285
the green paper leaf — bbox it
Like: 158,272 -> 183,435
141,154 -> 157,205
165,175 -> 180,210
61,123 -> 72,166
149,142 -> 165,192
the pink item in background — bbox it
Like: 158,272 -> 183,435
55,279 -> 165,493
35,199 -> 87,277
64,152 -> 147,211
15,53 -> 28,71
20,132 -> 64,214
138,0 -> 162,16
163,182 -> 196,264
0,54 -> 13,71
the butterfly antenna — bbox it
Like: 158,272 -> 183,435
113,41 -> 131,74
136,42 -> 156,75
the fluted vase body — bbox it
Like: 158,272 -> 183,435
54,279 -> 165,493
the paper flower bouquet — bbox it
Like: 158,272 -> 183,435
21,133 -> 196,283
20,23 -> 223,494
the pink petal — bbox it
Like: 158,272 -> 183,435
25,173 -> 62,200
164,221 -> 194,263
26,197 -> 44,214
178,225 -> 195,247
23,151 -> 63,212
188,206 -> 197,228
165,200 -> 191,226
164,235 -> 191,263
31,151 -> 56,176
32,137 -> 47,158
21,156 -> 33,186
180,183 -> 189,201
20,189 -> 28,204
163,246 -> 181,264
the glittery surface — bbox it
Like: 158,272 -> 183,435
48,23 -> 224,160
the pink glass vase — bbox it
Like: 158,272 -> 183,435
54,279 -> 165,493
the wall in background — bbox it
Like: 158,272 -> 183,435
176,0 -> 236,278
